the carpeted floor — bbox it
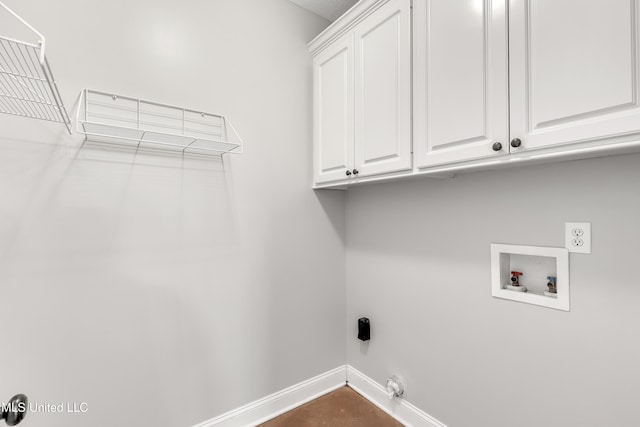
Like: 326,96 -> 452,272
259,386 -> 404,427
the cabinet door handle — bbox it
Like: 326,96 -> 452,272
510,138 -> 522,148
492,142 -> 503,152
352,169 -> 359,175
346,170 -> 352,176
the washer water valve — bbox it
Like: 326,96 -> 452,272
385,376 -> 404,399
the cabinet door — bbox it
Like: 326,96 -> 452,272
414,0 -> 509,167
510,0 -> 640,151
353,0 -> 412,177
313,35 -> 354,184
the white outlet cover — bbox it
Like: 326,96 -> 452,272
565,222 -> 591,254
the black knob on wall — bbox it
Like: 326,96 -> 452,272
352,169 -> 359,175
492,142 -> 503,152
1,394 -> 28,426
346,170 -> 352,176
510,138 -> 522,148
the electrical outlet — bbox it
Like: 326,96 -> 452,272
566,222 -> 591,254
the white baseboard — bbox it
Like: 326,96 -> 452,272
346,366 -> 447,427
193,364 -> 446,427
194,365 -> 347,427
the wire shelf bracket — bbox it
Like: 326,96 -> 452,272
76,89 -> 244,156
0,1 -> 72,133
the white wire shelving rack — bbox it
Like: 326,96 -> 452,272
0,2 -> 71,133
76,89 -> 244,156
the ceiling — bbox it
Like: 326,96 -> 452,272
288,0 -> 359,21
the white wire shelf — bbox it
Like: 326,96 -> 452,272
0,2 -> 71,133
76,89 -> 244,156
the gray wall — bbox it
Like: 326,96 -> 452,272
346,154 -> 640,427
0,1 -> 345,426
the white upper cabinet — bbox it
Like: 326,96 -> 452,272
509,0 -> 640,151
354,0 -> 412,176
310,0 -> 640,187
414,0 -> 509,167
310,0 -> 412,185
313,35 -> 354,184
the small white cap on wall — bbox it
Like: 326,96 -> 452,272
385,376 -> 404,399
